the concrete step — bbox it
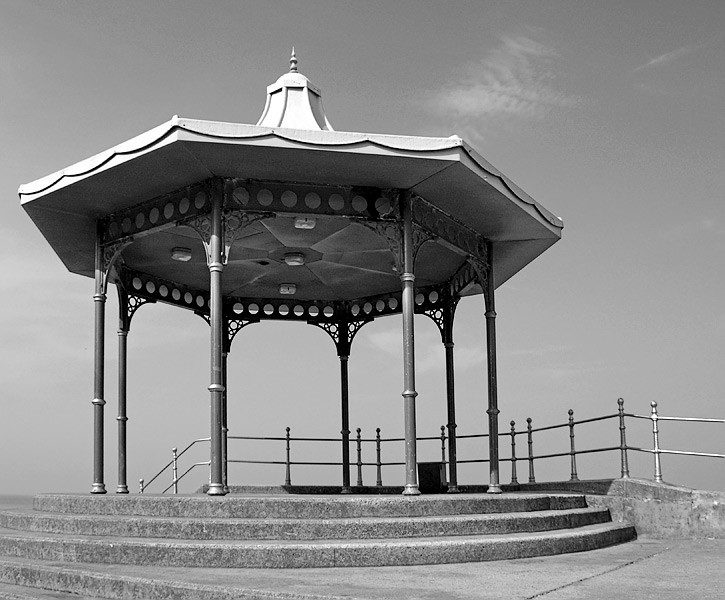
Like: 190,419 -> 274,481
0,506 -> 611,540
0,522 -> 635,568
31,493 -> 587,519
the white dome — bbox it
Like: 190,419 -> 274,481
256,50 -> 334,131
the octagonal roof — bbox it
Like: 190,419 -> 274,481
19,59 -> 562,306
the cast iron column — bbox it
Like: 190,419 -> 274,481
400,193 -> 420,495
207,192 -> 226,496
116,288 -> 129,494
222,349 -> 229,493
91,229 -> 107,494
483,242 -> 502,493
443,296 -> 459,493
340,353 -> 352,493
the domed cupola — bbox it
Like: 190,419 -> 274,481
256,49 -> 334,131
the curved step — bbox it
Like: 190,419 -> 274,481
0,523 -> 636,568
0,507 -> 611,540
32,493 -> 587,519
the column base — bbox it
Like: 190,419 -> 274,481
206,484 -> 227,496
486,485 -> 503,494
402,484 -> 420,496
90,483 -> 107,494
446,485 -> 460,494
115,486 -> 129,494
340,486 -> 353,495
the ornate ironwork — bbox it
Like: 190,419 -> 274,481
222,209 -> 274,264
225,317 -> 259,352
311,318 -> 372,357
412,195 -> 488,262
118,266 -> 210,315
360,219 -> 404,274
117,286 -> 156,332
225,178 -> 397,221
103,179 -> 215,245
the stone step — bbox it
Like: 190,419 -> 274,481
0,557 -> 340,600
32,493 -> 587,519
0,506 -> 611,540
0,522 -> 635,568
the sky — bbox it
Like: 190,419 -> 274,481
1,0 -> 723,495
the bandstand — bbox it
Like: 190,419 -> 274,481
19,53 -> 563,497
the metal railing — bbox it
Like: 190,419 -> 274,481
140,398 -> 724,493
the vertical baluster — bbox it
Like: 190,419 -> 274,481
509,420 -> 519,487
284,426 -> 292,487
440,425 -> 447,464
527,417 -> 535,483
172,447 -> 179,494
376,428 -> 383,487
356,428 -> 363,487
618,398 -> 630,478
568,410 -> 579,481
651,402 -> 663,483
139,478 -> 144,494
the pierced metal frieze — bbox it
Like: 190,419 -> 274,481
225,178 -> 397,221
118,266 -> 210,315
103,179 -> 215,245
412,196 -> 488,262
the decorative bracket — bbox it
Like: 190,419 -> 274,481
420,289 -> 460,344
99,239 -> 132,294
224,317 -> 260,353
311,318 -> 373,357
223,210 -> 275,265
117,286 -> 156,332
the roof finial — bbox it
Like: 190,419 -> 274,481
289,47 -> 298,73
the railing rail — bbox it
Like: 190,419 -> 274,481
140,398 -> 723,493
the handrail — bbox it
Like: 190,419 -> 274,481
141,398 -> 722,493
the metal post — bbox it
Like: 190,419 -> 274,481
91,230 -> 107,494
568,409 -> 579,481
618,398 -> 630,478
116,289 -> 129,494
172,447 -> 178,494
284,426 -> 291,486
340,354 -> 352,493
207,190 -> 226,496
400,193 -> 420,495
138,479 -> 144,494
375,427 -> 383,487
651,401 -> 663,483
222,350 -> 229,494
509,420 -> 519,487
356,428 -> 363,487
440,425 -> 447,464
444,310 -> 459,492
527,417 -> 535,483
482,242 -> 501,493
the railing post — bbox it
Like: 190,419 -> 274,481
527,417 -> 535,483
284,426 -> 292,487
376,427 -> 383,487
509,420 -> 519,487
356,428 -> 363,487
172,447 -> 179,494
568,410 -> 579,481
651,401 -> 663,483
440,425 -> 447,465
138,478 -> 144,494
618,398 -> 630,478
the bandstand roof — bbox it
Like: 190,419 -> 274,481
19,56 -> 562,319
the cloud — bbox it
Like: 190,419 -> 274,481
633,45 -> 694,72
427,35 -> 578,123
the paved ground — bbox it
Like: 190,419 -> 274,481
1,495 -> 723,599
